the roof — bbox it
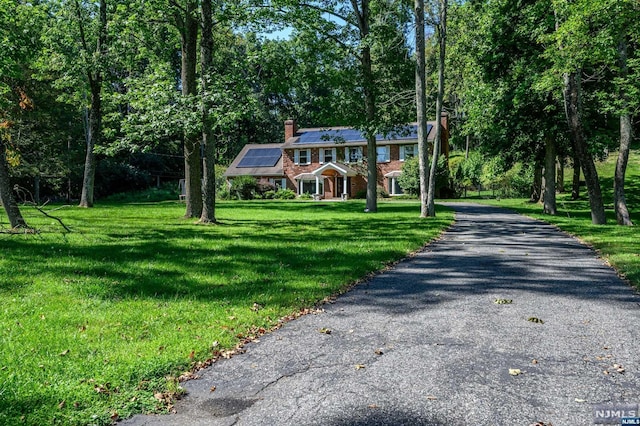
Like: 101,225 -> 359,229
283,123 -> 435,149
223,143 -> 284,177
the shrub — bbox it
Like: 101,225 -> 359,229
377,185 -> 389,198
298,193 -> 313,200
274,188 -> 296,199
354,189 -> 367,199
398,154 -> 451,198
397,156 -> 420,196
230,176 -> 258,200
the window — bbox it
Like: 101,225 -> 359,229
320,148 -> 336,164
269,178 -> 287,189
345,146 -> 363,163
376,146 -> 390,163
299,179 -> 324,195
400,144 -> 418,161
294,149 -> 311,165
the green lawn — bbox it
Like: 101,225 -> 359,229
0,200 -> 453,425
473,147 -> 640,290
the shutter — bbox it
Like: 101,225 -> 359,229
294,150 -> 299,165
400,145 -> 405,161
319,148 -> 324,164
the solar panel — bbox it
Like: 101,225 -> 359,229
296,125 -> 422,144
237,148 -> 281,168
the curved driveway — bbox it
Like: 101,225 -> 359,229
124,203 -> 640,425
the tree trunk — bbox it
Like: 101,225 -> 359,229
556,156 -> 565,193
78,0 -> 106,208
530,163 -> 542,203
181,1 -> 202,219
426,0 -> 447,217
0,138 -> 27,228
563,71 -> 606,224
353,0 -> 377,213
543,133 -> 557,215
415,0 -> 429,218
199,0 -> 216,224
614,38 -> 633,226
571,154 -> 580,200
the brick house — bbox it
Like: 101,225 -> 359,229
224,115 -> 449,198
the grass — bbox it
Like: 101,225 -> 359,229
0,200 -> 453,425
471,146 -> 640,290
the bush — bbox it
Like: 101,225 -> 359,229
397,156 -> 420,196
298,193 -> 313,200
230,176 -> 258,200
354,189 -> 367,199
274,188 -> 296,199
397,155 -> 451,198
377,185 -> 389,198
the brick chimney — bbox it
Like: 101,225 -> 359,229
284,119 -> 297,142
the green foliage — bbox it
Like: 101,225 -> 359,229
274,188 -> 296,200
230,175 -> 258,200
479,156 -> 534,198
397,156 -> 421,196
102,183 -> 179,203
0,201 -> 454,425
398,155 -> 450,197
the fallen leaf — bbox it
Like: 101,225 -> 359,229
509,368 -> 522,376
110,412 -> 119,421
59,349 -> 70,357
319,328 -> 332,335
58,400 -> 65,409
355,364 -> 366,370
494,299 -> 513,304
368,404 -> 379,409
210,386 -> 216,393
188,351 -> 195,360
228,316 -> 236,320
613,364 -> 625,373
40,314 -> 45,320
603,370 -> 610,375
575,398 -> 586,403
251,303 -> 263,312
531,359 -> 538,364
154,392 -> 164,401
374,349 -> 383,356
527,317 -> 544,324
426,395 -> 437,400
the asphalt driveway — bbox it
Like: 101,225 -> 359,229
123,203 -> 640,425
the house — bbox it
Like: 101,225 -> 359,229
224,114 -> 449,198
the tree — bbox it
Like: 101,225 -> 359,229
414,0 -> 429,217
425,0 -> 447,217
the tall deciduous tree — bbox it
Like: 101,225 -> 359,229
415,0 -> 429,218
425,0 -> 447,217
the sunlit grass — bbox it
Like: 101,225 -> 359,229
0,200 -> 453,425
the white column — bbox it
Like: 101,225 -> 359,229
343,176 -> 348,195
391,177 -> 396,195
315,176 -> 320,195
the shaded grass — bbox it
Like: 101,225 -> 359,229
0,200 -> 453,425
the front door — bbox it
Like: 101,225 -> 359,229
336,176 -> 344,198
